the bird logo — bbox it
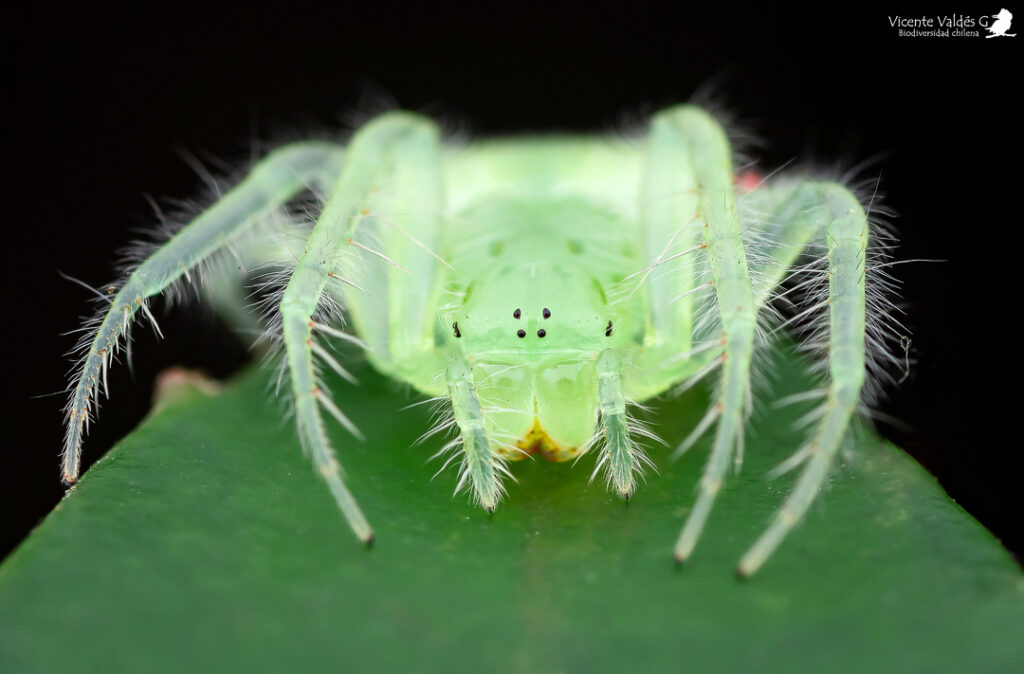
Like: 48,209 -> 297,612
985,8 -> 1017,37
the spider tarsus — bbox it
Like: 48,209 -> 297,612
363,533 -> 375,548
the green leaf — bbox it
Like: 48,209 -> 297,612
2,354 -> 1021,673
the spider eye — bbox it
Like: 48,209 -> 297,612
542,308 -> 551,318
513,308 -> 521,319
537,329 -> 546,338
516,329 -> 526,338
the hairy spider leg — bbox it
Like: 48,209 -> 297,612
445,357 -> 509,511
279,112 -> 442,543
635,107 -> 874,573
594,348 -> 655,499
337,119 -> 449,391
62,142 -> 344,484
626,106 -> 758,564
736,183 -> 870,576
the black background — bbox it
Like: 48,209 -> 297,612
3,4 -> 1020,561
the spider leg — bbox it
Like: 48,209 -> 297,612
341,124 -> 509,510
640,106 -> 758,565
592,348 -> 653,499
62,141 -> 344,484
636,107 -> 702,358
737,182 -> 870,576
742,181 -> 833,307
279,112 -> 440,542
337,116 -> 448,393
607,105 -> 716,497
445,357 -> 508,511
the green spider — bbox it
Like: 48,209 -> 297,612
61,104 -> 900,576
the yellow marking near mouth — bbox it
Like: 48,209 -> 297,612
514,418 -> 580,462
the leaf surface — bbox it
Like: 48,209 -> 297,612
2,355 -> 1021,673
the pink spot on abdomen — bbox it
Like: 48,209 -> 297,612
735,170 -> 764,193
